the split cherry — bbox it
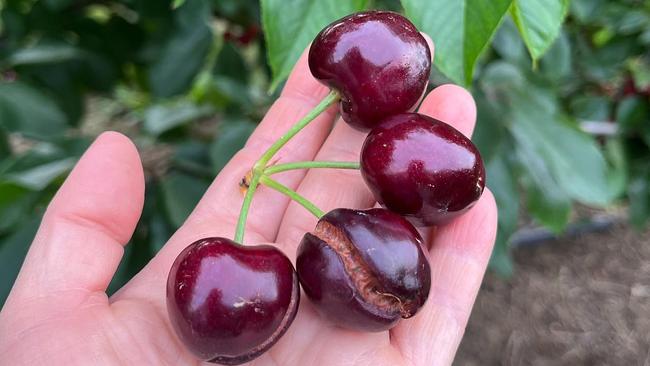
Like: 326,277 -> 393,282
296,208 -> 431,332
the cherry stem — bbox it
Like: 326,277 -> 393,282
260,175 -> 325,219
234,90 -> 339,243
265,160 -> 360,175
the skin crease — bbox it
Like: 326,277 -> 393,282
361,113 -> 486,226
309,11 -> 431,131
296,208 -> 431,332
167,238 -> 299,364
0,44 -> 497,366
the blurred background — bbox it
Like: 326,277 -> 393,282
0,0 -> 649,364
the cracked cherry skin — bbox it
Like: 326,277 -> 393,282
361,113 -> 486,226
309,10 -> 431,131
296,208 -> 431,332
166,237 -> 300,365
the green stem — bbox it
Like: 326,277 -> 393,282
253,90 -> 339,171
265,160 -> 360,175
233,173 -> 261,243
233,90 -> 339,243
260,175 -> 324,219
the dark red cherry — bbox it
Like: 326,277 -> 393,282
309,11 -> 431,131
296,208 -> 430,332
361,113 -> 485,226
167,238 -> 300,365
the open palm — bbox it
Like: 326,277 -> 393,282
0,46 -> 497,366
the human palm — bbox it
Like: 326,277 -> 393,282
0,48 -> 496,366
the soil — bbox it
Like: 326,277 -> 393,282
455,223 -> 650,366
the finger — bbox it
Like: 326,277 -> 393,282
4,132 -> 144,311
130,48 -> 338,289
390,190 -> 497,366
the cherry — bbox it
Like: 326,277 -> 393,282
361,113 -> 485,226
166,238 -> 300,365
309,10 -> 431,131
296,208 -> 430,332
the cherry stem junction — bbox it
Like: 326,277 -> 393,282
265,160 -> 360,175
234,90 -> 340,244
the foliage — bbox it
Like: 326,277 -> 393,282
1,0 -> 649,305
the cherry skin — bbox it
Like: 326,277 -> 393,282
361,113 -> 486,226
166,237 -> 300,365
309,10 -> 431,131
296,208 -> 431,332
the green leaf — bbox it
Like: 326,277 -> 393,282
479,60 -> 526,91
403,0 -> 512,85
214,0 -> 260,24
489,229 -> 514,277
641,29 -> 650,46
174,141 -> 211,167
261,0 -> 367,91
171,141 -> 212,179
487,153 -> 519,237
516,143 -> 571,233
617,96 -> 649,133
628,58 -> 650,90
491,17 -> 528,64
143,101 -> 215,136
209,119 -> 256,172
0,82 -> 68,139
172,0 -> 187,9
0,141 -> 78,189
212,76 -> 252,107
0,128 -> 10,158
511,0 -> 570,63
510,93 -> 613,206
604,138 -> 628,199
525,181 -> 571,233
0,183 -> 39,234
3,158 -> 75,190
160,173 -> 209,228
570,0 -> 605,23
569,95 -> 612,121
149,213 -> 173,253
6,44 -> 85,66
214,42 -> 248,83
592,27 -> 615,47
486,154 -> 518,277
43,0 -> 74,10
0,216 -> 41,307
616,10 -> 650,35
628,168 -> 650,229
540,29 -> 571,80
472,92 -> 506,163
149,0 -> 213,98
576,37 -> 637,83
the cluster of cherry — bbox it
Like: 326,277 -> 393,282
166,11 -> 485,365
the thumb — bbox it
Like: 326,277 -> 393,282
3,132 -> 144,314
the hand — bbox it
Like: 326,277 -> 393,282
0,47 -> 497,366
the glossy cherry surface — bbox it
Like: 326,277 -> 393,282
309,10 -> 431,131
296,208 -> 430,332
167,237 -> 300,365
361,113 -> 485,226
